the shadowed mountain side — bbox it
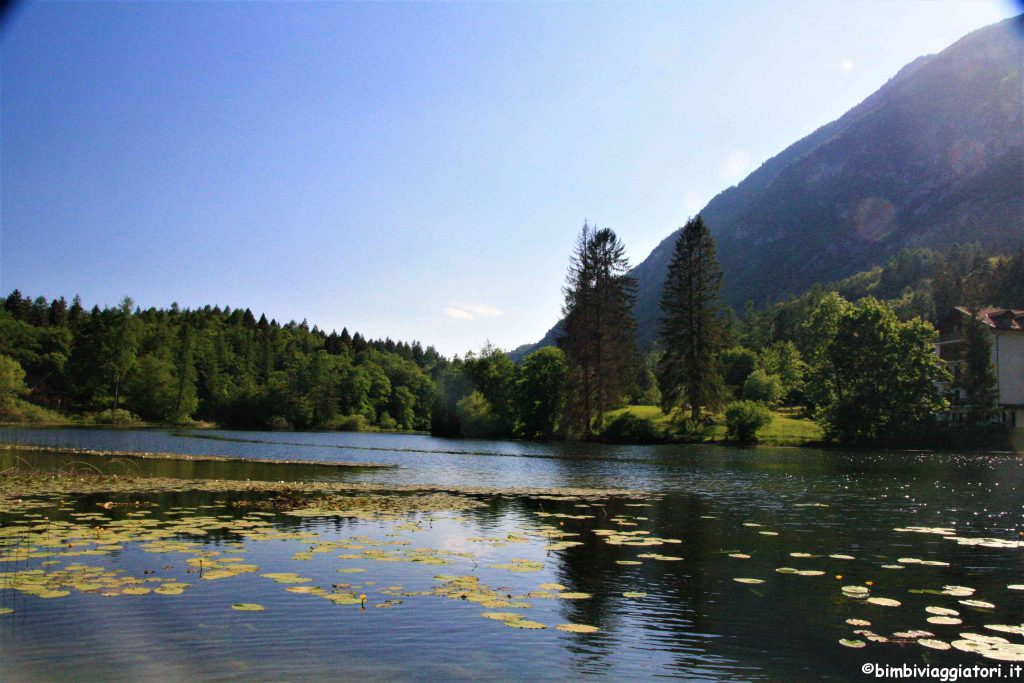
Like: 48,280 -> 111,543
518,15 -> 1023,356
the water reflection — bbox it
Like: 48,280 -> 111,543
0,429 -> 1021,680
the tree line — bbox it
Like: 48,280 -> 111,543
2,231 -> 1014,444
435,220 -> 1012,445
0,294 -> 442,431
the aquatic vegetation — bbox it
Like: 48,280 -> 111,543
959,599 -> 996,609
926,606 -> 959,616
1,451 -> 1021,674
555,623 -> 599,633
866,597 -> 901,607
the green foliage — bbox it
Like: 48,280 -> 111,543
89,408 -> 141,425
513,347 -> 566,440
657,215 -> 727,421
0,354 -> 28,401
0,398 -> 67,424
741,369 -> 783,407
599,412 -> 663,444
721,346 -> 757,395
430,366 -> 473,437
559,223 -> 639,439
723,400 -> 773,442
331,414 -> 373,432
739,244 -> 1024,350
455,390 -> 505,439
756,341 -> 806,405
267,415 -> 291,431
1,290 -> 440,431
126,354 -> 188,423
804,296 -> 949,443
463,342 -> 516,434
956,312 -> 999,425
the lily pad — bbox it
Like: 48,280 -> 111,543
985,625 -> 1024,636
481,612 -> 522,622
839,639 -> 866,648
538,583 -> 566,591
622,592 -> 647,598
918,639 -> 951,650
504,619 -> 546,629
555,623 -> 599,633
925,606 -> 959,616
926,616 -> 962,625
733,578 -> 765,584
866,597 -> 901,607
231,603 -> 265,611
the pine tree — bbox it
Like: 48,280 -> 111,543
657,215 -> 727,422
558,223 -> 638,439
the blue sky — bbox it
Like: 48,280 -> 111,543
2,0 -> 1018,356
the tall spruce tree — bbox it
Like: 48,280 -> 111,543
559,223 -> 638,439
958,311 -> 998,425
657,215 -> 727,422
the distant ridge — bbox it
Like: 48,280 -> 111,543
519,15 -> 1023,357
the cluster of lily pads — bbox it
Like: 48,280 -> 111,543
1,471 -> 657,635
716,511 -> 1023,662
1,468 -> 1020,664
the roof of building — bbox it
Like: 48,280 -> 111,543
954,306 -> 1024,331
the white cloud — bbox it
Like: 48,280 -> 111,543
719,148 -> 753,184
443,303 -> 503,320
460,303 -> 502,317
683,190 -> 704,215
839,59 -> 854,74
443,307 -> 474,320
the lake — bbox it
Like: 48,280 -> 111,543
1,427 -> 1021,681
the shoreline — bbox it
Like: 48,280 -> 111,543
0,443 -> 395,469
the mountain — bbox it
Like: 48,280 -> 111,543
521,15 -> 1023,356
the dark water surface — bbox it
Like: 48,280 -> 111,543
1,428 -> 1021,681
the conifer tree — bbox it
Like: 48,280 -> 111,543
559,223 -> 638,439
958,311 -> 998,425
657,215 -> 727,422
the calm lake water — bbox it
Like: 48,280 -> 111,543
1,428 -> 1022,681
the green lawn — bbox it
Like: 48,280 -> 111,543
608,404 -> 823,446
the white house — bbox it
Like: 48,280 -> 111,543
935,306 -> 1024,429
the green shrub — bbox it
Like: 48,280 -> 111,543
89,408 -> 141,425
455,391 -> 505,438
332,414 -> 372,432
724,400 -> 773,442
267,415 -> 291,431
0,398 -> 68,424
600,413 -> 663,444
672,414 -> 713,441
742,369 -> 783,407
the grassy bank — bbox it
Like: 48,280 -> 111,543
606,404 -> 824,446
